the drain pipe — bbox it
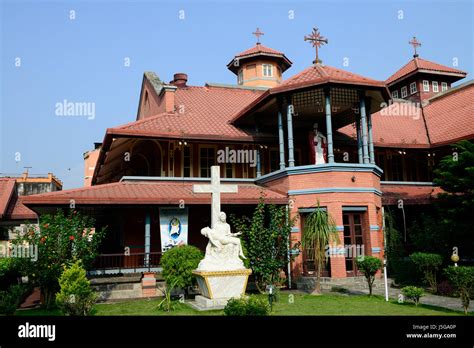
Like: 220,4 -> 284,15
382,207 -> 389,302
286,204 -> 292,289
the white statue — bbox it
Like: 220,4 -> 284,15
196,211 -> 246,271
311,123 -> 327,164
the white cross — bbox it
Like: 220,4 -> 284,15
193,166 -> 238,228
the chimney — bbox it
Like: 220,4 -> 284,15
171,73 -> 188,87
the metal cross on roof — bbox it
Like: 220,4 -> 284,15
252,27 -> 264,44
304,27 -> 328,64
409,36 -> 422,58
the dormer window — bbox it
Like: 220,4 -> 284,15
262,64 -> 273,77
441,82 -> 448,91
401,86 -> 407,98
410,82 -> 417,94
423,80 -> 430,92
392,90 -> 399,98
432,81 -> 439,93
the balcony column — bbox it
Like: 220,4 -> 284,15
359,91 -> 370,164
278,109 -> 286,169
287,103 -> 295,167
366,98 -> 375,164
256,147 -> 262,177
324,88 -> 335,163
356,114 -> 363,164
144,211 -> 151,266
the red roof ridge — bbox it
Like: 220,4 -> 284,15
426,79 -> 474,104
0,178 -> 16,218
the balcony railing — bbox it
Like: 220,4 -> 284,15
90,252 -> 162,274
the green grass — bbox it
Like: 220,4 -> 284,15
14,292 -> 470,316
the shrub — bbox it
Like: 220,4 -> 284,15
437,280 -> 455,297
389,258 -> 423,286
402,286 -> 424,306
55,260 -> 97,316
0,258 -> 21,290
356,256 -> 382,296
444,266 -> 474,315
0,284 -> 27,315
409,252 -> 443,291
160,245 -> 203,297
224,296 -> 270,316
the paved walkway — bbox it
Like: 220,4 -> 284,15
342,285 -> 472,313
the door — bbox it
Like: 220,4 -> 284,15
343,213 -> 364,276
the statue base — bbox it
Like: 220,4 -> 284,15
190,269 -> 252,310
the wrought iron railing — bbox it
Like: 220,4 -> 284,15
91,252 -> 162,273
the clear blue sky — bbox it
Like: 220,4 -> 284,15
1,0 -> 472,189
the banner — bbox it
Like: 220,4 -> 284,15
159,207 -> 189,252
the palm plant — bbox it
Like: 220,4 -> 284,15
302,203 -> 339,294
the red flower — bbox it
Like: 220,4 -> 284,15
40,237 -> 46,244
69,236 -> 75,241
43,223 -> 49,228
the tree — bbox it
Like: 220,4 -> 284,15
356,256 -> 382,296
13,209 -> 105,309
231,196 -> 294,293
409,252 -> 443,291
301,203 -> 339,295
444,266 -> 474,315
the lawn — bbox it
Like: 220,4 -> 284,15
15,292 -> 469,316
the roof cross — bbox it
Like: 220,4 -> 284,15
252,27 -> 264,44
409,36 -> 422,58
304,27 -> 328,64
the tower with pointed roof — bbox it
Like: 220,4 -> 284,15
386,37 -> 467,103
227,28 -> 292,88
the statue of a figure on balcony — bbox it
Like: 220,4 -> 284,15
309,123 -> 327,164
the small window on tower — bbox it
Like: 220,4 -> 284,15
262,64 -> 273,77
392,90 -> 399,98
423,80 -> 430,92
237,69 -> 243,85
401,86 -> 407,98
441,82 -> 448,91
410,82 -> 417,94
432,81 -> 439,93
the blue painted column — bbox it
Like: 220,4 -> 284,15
324,89 -> 335,163
287,103 -> 295,167
144,212 -> 151,267
366,98 -> 375,164
359,92 -> 370,164
356,115 -> 363,164
256,147 -> 261,177
278,109 -> 286,170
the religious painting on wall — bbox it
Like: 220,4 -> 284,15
159,207 -> 189,252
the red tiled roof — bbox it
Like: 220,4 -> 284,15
386,57 -> 467,86
423,81 -> 474,146
234,43 -> 285,58
0,178 -> 37,220
22,181 -> 288,206
108,85 -> 268,141
273,64 -> 386,92
381,184 -> 444,205
0,179 -> 16,219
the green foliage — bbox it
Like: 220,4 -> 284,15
0,284 -> 29,315
224,296 -> 270,316
55,260 -> 97,316
160,245 -> 203,296
410,252 -> 443,291
230,197 -> 294,293
402,286 -> 424,306
157,279 -> 180,312
356,256 -> 383,296
444,266 -> 474,315
12,209 -> 106,309
0,257 -> 22,290
301,203 -> 339,294
390,258 -> 423,286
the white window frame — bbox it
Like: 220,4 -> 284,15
410,82 -> 417,95
237,69 -> 243,85
441,82 -> 448,91
198,145 -> 217,178
262,64 -> 273,77
401,86 -> 407,98
391,90 -> 399,98
432,81 -> 439,93
423,80 -> 430,92
181,144 -> 193,178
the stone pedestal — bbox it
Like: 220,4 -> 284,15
190,269 -> 252,310
141,272 -> 157,297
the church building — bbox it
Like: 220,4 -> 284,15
20,29 -> 473,282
